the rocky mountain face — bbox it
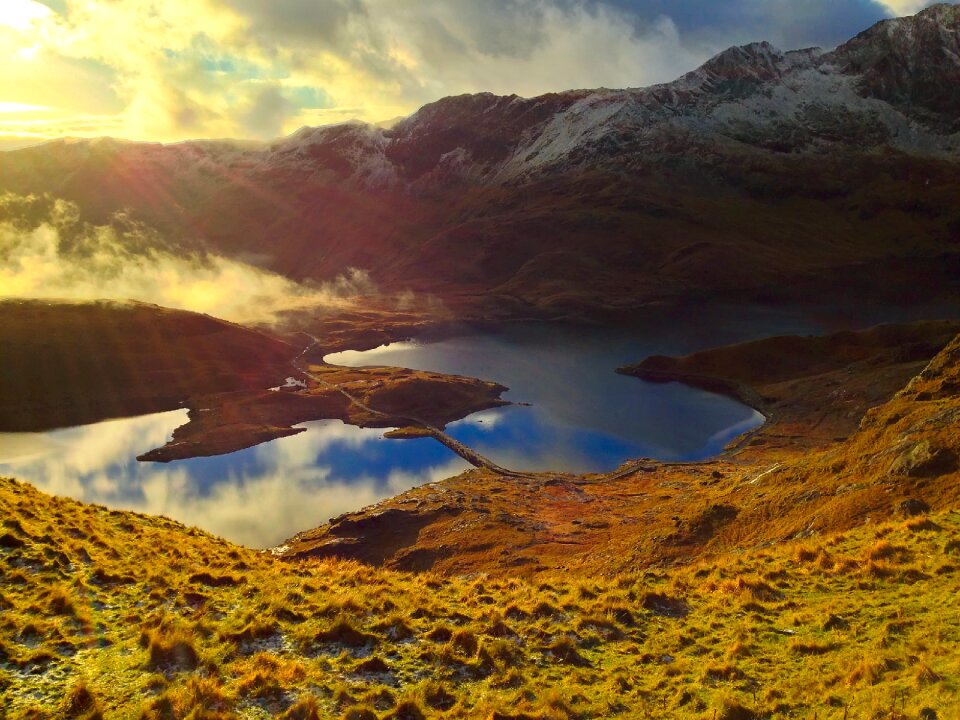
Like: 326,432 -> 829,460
834,2 -> 960,132
2,5 -> 959,318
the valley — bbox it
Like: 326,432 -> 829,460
2,4 -> 960,719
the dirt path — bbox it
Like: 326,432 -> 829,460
293,337 -> 532,478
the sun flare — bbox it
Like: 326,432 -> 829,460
0,0 -> 50,31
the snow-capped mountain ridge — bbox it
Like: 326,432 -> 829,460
249,3 -> 960,188
7,4 -> 959,193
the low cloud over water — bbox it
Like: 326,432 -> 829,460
0,192 -> 374,325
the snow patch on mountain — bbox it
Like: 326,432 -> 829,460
497,93 -> 632,180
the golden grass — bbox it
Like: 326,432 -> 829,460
0,477 -> 957,718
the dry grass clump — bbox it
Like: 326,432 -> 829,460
313,617 -> 378,650
281,696 -> 322,720
449,628 -> 479,657
61,680 -> 103,719
47,585 -> 79,617
341,706 -> 377,720
788,638 -> 839,655
546,636 -> 589,667
867,540 -> 913,563
143,627 -> 200,672
140,675 -> 232,719
846,655 -> 893,686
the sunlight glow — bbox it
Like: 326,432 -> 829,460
0,102 -> 49,113
0,0 -> 51,31
880,0 -> 932,13
0,0 -> 938,145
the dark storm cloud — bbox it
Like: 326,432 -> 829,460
591,0 -> 896,49
221,0 -> 367,47
218,0 -> 900,62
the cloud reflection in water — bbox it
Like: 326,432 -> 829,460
0,411 -> 470,549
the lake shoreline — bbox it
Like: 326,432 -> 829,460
279,319 -> 960,572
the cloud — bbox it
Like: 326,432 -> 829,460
222,0 -> 367,47
0,193 -> 375,325
878,0 -> 939,13
373,2 -> 705,101
241,83 -> 295,138
0,0 -> 947,143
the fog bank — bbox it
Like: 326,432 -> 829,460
0,192 -> 374,325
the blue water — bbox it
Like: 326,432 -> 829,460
328,321 -> 768,474
1,308 -> 839,548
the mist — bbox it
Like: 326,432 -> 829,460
0,192 -> 375,326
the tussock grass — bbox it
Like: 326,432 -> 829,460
1,477 -> 959,718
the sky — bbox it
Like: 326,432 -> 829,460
0,0 -> 941,148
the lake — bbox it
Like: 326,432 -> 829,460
326,322 -> 769,472
0,305 -> 847,548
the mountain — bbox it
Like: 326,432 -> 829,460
2,5 -> 960,318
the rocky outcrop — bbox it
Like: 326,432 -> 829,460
832,3 -> 960,131
889,440 -> 959,478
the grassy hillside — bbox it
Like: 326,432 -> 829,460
1,474 -> 957,719
0,300 -> 297,433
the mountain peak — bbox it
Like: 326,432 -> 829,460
914,2 -> 960,21
673,39 -> 801,100
840,0 -> 959,47
830,1 -> 960,131
701,40 -> 785,71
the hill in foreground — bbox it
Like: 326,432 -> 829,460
1,476 -> 958,719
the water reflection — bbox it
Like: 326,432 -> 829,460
5,306 -> 958,548
444,404 -> 764,474
0,312 -> 825,548
328,321 -> 769,471
0,411 -> 469,548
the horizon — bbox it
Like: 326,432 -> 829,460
0,0 -> 946,150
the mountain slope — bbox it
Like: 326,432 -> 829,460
1,5 -> 959,317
